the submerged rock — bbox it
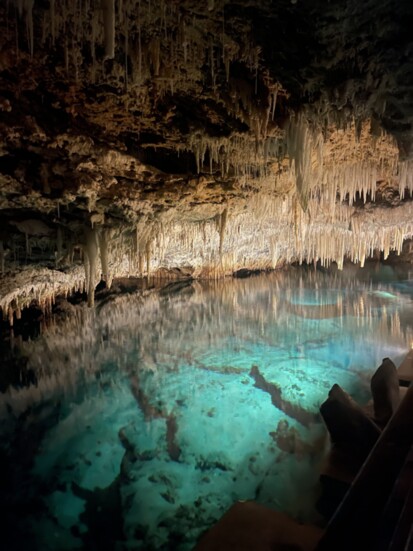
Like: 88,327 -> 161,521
130,375 -> 166,420
166,414 -> 182,462
250,365 -> 319,427
270,418 -> 326,461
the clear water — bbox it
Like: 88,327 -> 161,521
2,264 -> 413,551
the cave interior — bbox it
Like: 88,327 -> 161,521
1,0 -> 413,550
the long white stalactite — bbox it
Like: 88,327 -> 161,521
2,189 -> 413,322
3,0 -> 413,319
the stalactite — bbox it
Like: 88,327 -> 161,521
64,36 -> 69,75
270,85 -> 278,121
55,227 -> 63,266
50,0 -> 55,44
84,228 -> 99,307
124,5 -> 129,90
398,160 -> 413,199
98,228 -> 112,288
145,240 -> 151,276
25,0 -> 34,56
101,0 -> 115,59
91,9 -> 98,82
4,2 -> 413,285
8,305 -> 14,327
0,241 -> 4,274
138,252 -> 144,275
287,114 -> 315,211
218,208 -> 228,256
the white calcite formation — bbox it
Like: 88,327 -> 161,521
0,0 -> 413,317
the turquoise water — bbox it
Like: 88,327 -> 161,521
1,265 -> 413,550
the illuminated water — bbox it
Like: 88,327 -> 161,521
2,264 -> 413,550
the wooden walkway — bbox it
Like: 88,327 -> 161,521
316,353 -> 413,551
397,348 -> 413,386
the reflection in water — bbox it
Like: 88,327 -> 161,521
1,265 -> 413,550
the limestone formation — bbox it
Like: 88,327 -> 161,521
0,0 -> 413,316
250,365 -> 319,427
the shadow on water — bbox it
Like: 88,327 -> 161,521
70,478 -> 125,551
1,400 -> 61,550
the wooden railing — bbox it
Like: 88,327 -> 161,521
316,368 -> 413,551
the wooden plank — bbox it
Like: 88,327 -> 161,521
398,348 -> 413,384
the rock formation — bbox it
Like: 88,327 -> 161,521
1,0 -> 413,318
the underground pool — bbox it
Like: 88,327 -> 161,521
1,264 -> 413,550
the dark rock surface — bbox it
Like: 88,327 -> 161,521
320,384 -> 381,458
370,357 -> 400,427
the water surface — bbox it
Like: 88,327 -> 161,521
1,264 -> 413,550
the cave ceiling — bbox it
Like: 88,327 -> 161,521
1,0 -> 413,314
